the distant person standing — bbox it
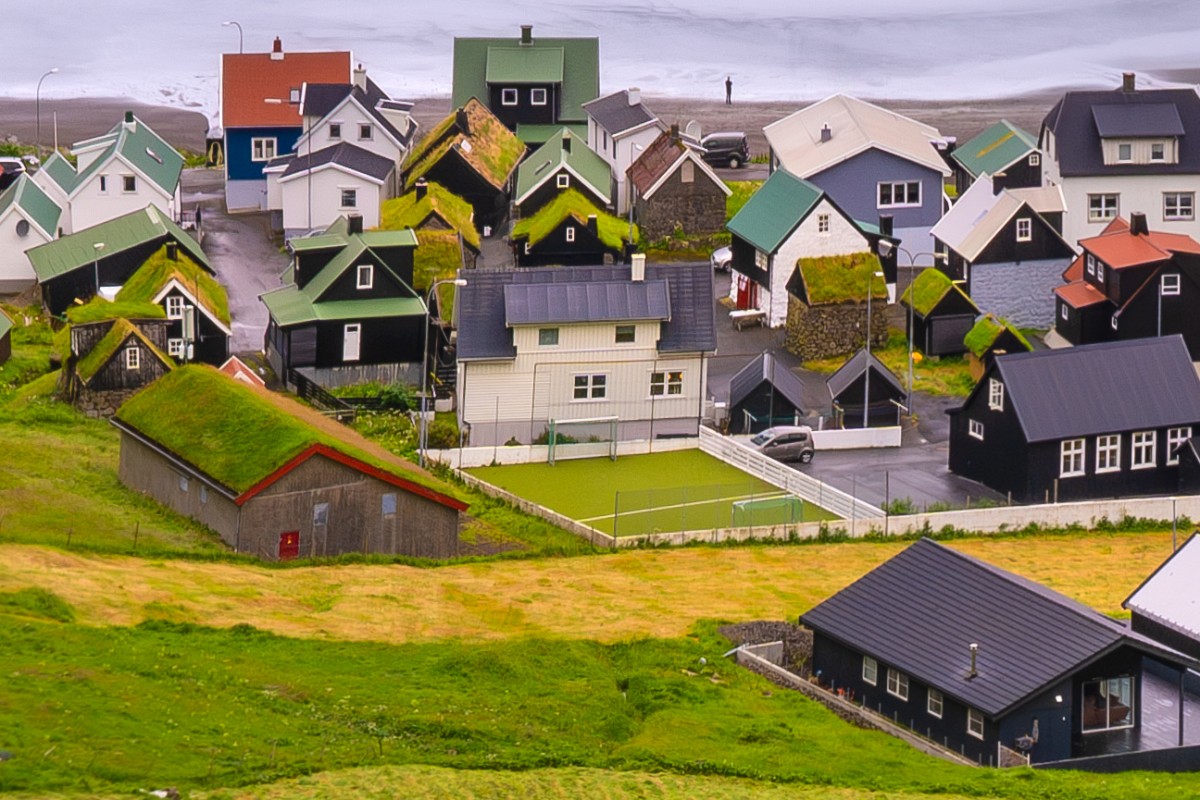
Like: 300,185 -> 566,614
725,75 -> 733,105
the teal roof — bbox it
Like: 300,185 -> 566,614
516,122 -> 588,146
69,115 -> 184,196
453,32 -> 600,124
41,153 -> 79,192
0,308 -> 12,339
0,174 -> 62,238
27,205 -> 208,282
952,120 -> 1039,179
727,169 -> 824,254
515,128 -> 613,206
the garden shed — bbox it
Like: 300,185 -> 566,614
726,351 -> 809,434
900,268 -> 978,357
826,348 -> 905,428
965,313 -> 1032,380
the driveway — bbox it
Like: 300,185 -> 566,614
181,168 -> 289,354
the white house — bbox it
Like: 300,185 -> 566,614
455,258 -> 716,446
1041,74 -> 1200,248
31,112 -> 183,236
582,89 -> 666,214
266,143 -> 395,238
0,174 -> 62,292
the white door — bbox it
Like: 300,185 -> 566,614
343,323 -> 361,362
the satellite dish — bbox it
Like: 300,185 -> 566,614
15,219 -> 29,237
685,120 -> 702,140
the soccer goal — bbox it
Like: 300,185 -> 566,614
546,416 -> 619,465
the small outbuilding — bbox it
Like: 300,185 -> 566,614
627,126 -> 729,241
726,351 -> 809,434
900,268 -> 979,357
61,302 -> 175,417
964,313 -> 1032,380
826,348 -> 905,428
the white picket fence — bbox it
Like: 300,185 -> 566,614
699,427 -> 883,519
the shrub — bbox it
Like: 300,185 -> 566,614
427,418 -> 460,450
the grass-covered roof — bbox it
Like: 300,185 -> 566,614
116,245 -> 231,325
512,189 -> 633,251
76,319 -> 174,383
65,297 -> 166,325
795,252 -> 887,306
404,98 -> 524,190
900,268 -> 977,317
115,365 -> 454,497
380,182 -> 480,250
964,313 -> 1033,358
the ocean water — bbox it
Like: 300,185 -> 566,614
5,0 -> 1198,125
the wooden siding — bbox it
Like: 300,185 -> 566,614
515,217 -> 621,266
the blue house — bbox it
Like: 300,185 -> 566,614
220,37 -> 351,211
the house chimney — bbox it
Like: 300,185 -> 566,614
670,123 -> 680,142
455,107 -> 470,136
631,252 -> 646,282
415,178 -> 428,201
878,214 -> 893,237
1122,71 -> 1136,92
992,173 -> 1006,195
1130,211 -> 1149,236
562,131 -> 571,153
271,36 -> 284,60
124,110 -> 135,130
820,123 -> 832,143
587,214 -> 598,236
353,63 -> 367,92
969,643 -> 979,678
347,213 -> 363,235
166,241 -> 178,261
627,87 -> 641,106
942,135 -> 957,154
520,24 -> 533,45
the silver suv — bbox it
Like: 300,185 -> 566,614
748,426 -> 815,464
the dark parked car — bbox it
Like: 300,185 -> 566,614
701,132 -> 750,169
748,425 -> 815,464
0,158 -> 25,192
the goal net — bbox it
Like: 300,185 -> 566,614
546,416 -> 619,465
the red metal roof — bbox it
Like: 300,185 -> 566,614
1054,280 -> 1108,309
222,49 -> 351,128
1080,216 -> 1200,270
1062,253 -> 1084,282
628,131 -> 686,194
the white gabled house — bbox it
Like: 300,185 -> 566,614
265,143 -> 396,238
582,88 -> 667,214
0,174 -> 62,291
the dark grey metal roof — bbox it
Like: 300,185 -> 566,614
456,263 -> 715,360
282,142 -> 394,181
993,335 -> 1200,444
729,352 -> 808,411
503,279 -> 670,325
1041,88 -> 1200,177
800,538 -> 1199,717
302,84 -> 353,119
581,90 -> 660,136
303,77 -> 416,145
826,348 -> 904,399
1092,103 -> 1185,138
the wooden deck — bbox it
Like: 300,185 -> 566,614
1075,663 -> 1200,758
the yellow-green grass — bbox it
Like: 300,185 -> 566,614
512,188 -> 634,251
806,332 -> 975,398
0,306 -> 54,390
797,252 -> 888,306
726,180 -> 762,221
0,531 -> 1176,645
116,243 -> 231,325
63,296 -> 165,324
469,450 -> 837,534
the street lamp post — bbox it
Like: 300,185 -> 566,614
92,242 -> 105,295
222,21 -> 244,53
36,68 -> 59,153
420,277 -> 468,467
863,269 -> 884,428
877,242 -> 936,416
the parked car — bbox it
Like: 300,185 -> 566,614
748,425 -> 815,463
0,157 -> 25,192
701,132 -> 750,169
710,245 -> 732,272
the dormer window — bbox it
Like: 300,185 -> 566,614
1118,143 -> 1132,162
356,264 -> 374,289
1151,143 -> 1165,161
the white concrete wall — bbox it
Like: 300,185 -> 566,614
1056,173 -> 1200,248
429,435 -> 698,468
810,426 -> 902,449
280,170 -> 384,233
615,125 -> 666,214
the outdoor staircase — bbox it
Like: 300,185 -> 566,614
432,358 -> 457,400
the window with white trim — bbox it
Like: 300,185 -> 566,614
557,173 -> 570,189
1132,430 -> 1157,469
356,264 -> 374,290
1152,143 -> 1166,161
538,328 -> 559,346
650,370 -> 684,396
358,123 -> 373,141
862,655 -> 878,685
988,379 -> 1004,411
573,374 -> 607,400
167,338 -> 185,357
251,137 -> 277,161
289,87 -> 300,104
1028,153 -> 1040,166
501,88 -> 518,106
967,708 -> 985,739
124,346 -> 140,370
1096,434 -> 1121,473
1088,193 -> 1118,222
886,668 -> 909,701
1096,260 -> 1105,283
1118,143 -> 1132,162
1061,303 -> 1069,321
878,181 -> 921,208
166,296 -> 184,319
1168,426 -> 1191,466
1111,313 -> 1119,331
1165,192 -> 1195,221
531,87 -> 547,105
1086,254 -> 1096,276
969,419 -> 984,440
615,325 -> 635,344
1162,273 -> 1181,296
565,226 -> 576,242
1061,438 -> 1085,477
340,188 -> 357,208
927,689 -> 944,718
754,250 -> 769,270
122,175 -> 137,193
329,122 -> 342,139
817,213 -> 830,233
1082,676 -> 1134,733
1016,217 -> 1032,242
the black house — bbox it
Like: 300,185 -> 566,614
1123,534 -> 1200,661
827,349 -> 905,428
511,189 -> 631,267
727,352 -> 809,434
948,336 -> 1200,503
900,268 -> 979,357
801,538 -> 1200,766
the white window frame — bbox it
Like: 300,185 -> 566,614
878,180 -> 922,209
501,88 -> 518,106
1096,260 -> 1105,283
1061,303 -> 1069,321
1061,438 -> 1085,477
358,123 -> 373,141
650,370 -> 684,397
124,346 -> 140,370
340,188 -> 358,209
1111,313 -> 1119,331
967,708 -> 985,740
1162,273 -> 1181,296
289,87 -> 301,104
122,174 -> 137,193
1028,153 -> 1040,167
530,87 -> 548,105
754,250 -> 769,271
538,328 -> 559,346
356,264 -> 374,290
1086,254 -> 1096,276
572,373 -> 607,401
165,296 -> 185,319
1168,426 -> 1191,466
1118,142 -> 1133,162
342,323 -> 361,363
1132,430 -> 1157,470
565,226 -> 576,242
1164,192 -> 1195,221
167,338 -> 185,357
988,379 -> 1004,411
251,137 -> 278,162
1088,193 -> 1119,223
1151,142 -> 1166,161
927,689 -> 944,719
615,324 -> 636,344
556,173 -> 570,189
817,213 -> 830,233
1096,434 -> 1121,474
1016,217 -> 1032,242
862,655 -> 878,686
328,122 -> 342,140
969,419 -> 984,440
886,668 -> 909,701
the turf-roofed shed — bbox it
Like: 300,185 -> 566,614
783,251 -> 889,361
511,189 -> 634,266
964,312 -> 1032,379
61,301 -> 174,417
900,268 -> 979,357
113,365 -> 467,561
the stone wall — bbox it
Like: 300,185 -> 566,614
75,386 -> 145,418
785,298 -> 889,361
635,166 -> 726,241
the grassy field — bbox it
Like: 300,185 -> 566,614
806,333 -> 976,398
469,450 -> 838,535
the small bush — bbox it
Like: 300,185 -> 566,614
0,588 -> 76,623
426,418 -> 460,450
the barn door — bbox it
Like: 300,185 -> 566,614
278,531 -> 300,560
343,323 -> 361,362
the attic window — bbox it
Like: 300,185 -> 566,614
817,213 -> 830,233
1016,218 -> 1031,242
122,175 -> 137,193
1028,153 -> 1040,167
557,173 -> 570,189
566,226 -> 576,242
501,88 -> 518,106
1152,143 -> 1165,161
124,346 -> 140,370
329,122 -> 342,139
1118,143 -> 1132,162
357,264 -> 374,289
145,147 -> 163,165
1162,273 -> 1181,296
166,296 -> 184,319
359,123 -> 373,141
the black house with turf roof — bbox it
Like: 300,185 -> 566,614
900,267 -> 979,357
801,537 -> 1200,767
511,189 -> 634,266
948,336 -> 1200,503
260,215 -> 425,389
964,313 -> 1032,380
826,348 -> 905,428
379,179 -> 481,283
727,351 -> 810,434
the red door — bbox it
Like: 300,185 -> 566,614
278,531 -> 300,560
736,274 -> 750,310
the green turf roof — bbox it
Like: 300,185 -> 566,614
76,318 -> 173,383
964,312 -> 1033,358
0,308 -> 12,340
796,252 -> 888,306
511,189 -> 633,251
900,268 -> 977,317
0,174 -> 62,238
515,128 -> 613,205
485,47 -> 564,84
115,365 -> 451,496
27,205 -> 208,281
65,296 -> 166,324
453,33 -> 599,123
952,120 -> 1039,179
727,169 -> 823,254
380,182 -> 480,250
405,98 -> 524,191
116,245 -> 231,326
70,115 -> 184,196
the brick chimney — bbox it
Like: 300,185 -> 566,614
124,110 -> 135,131
347,214 -> 364,234
271,36 -> 284,60
520,24 -> 533,45
1122,72 -> 1136,92
415,178 -> 428,201
670,123 -> 680,142
1130,211 -> 1149,236
166,241 -> 178,261
562,131 -> 571,152
992,173 -> 1006,195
